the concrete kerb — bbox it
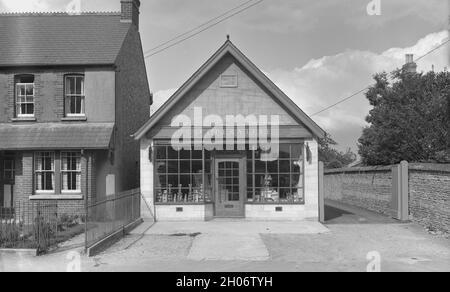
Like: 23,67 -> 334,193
142,220 -> 330,236
86,218 -> 144,257
0,249 -> 38,257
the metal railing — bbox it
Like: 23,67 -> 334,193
0,201 -> 85,254
85,189 -> 141,249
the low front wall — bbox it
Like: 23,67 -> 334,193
324,166 -> 394,216
245,204 -> 316,221
155,204 -> 315,221
42,200 -> 85,217
155,204 -> 214,221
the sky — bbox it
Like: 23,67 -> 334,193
1,0 -> 449,153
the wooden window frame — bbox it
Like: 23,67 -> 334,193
246,143 -> 306,205
65,75 -> 85,117
3,158 -> 15,181
15,82 -> 35,118
34,152 -> 55,194
61,152 -> 82,193
154,146 -> 212,205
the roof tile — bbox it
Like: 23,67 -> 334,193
0,13 -> 130,67
0,123 -> 114,150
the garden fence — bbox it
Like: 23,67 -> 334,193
0,201 -> 85,254
85,189 -> 141,250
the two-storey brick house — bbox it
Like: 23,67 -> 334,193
0,0 -> 151,216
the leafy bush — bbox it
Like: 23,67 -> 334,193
319,134 -> 357,169
0,223 -> 34,249
0,224 -> 20,247
57,214 -> 82,231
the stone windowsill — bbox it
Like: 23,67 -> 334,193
11,117 -> 37,122
29,194 -> 84,200
62,116 -> 87,122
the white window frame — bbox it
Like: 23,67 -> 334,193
60,152 -> 82,193
65,75 -> 85,117
16,83 -> 35,118
34,152 -> 55,194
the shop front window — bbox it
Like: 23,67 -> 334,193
247,143 -> 305,204
154,146 -> 212,204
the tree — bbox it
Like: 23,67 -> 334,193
319,133 -> 357,169
358,69 -> 450,165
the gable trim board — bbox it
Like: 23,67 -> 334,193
146,126 -> 313,141
133,40 -> 325,140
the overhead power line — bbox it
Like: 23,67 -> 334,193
310,37 -> 450,117
144,0 -> 264,58
143,0 -> 257,55
311,87 -> 370,117
415,38 -> 450,62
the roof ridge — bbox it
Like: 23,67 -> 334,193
0,11 -> 120,17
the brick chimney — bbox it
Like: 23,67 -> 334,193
121,0 -> 140,29
403,54 -> 417,73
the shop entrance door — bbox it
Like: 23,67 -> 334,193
215,158 -> 245,218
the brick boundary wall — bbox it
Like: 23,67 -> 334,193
324,163 -> 450,234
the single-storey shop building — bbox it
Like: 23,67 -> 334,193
134,40 -> 325,221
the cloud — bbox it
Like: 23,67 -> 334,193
383,31 -> 449,65
267,30 -> 449,151
233,0 -> 447,34
0,0 -> 50,11
151,88 -> 177,116
0,0 -> 117,13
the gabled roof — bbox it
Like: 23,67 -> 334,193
0,123 -> 114,150
0,12 -> 131,67
133,40 -> 325,140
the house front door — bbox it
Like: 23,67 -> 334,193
215,158 -> 245,218
3,184 -> 12,209
0,155 -> 14,214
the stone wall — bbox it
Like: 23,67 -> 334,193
324,166 -> 394,217
324,163 -> 450,234
408,164 -> 450,234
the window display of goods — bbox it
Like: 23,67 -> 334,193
156,185 -> 213,204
